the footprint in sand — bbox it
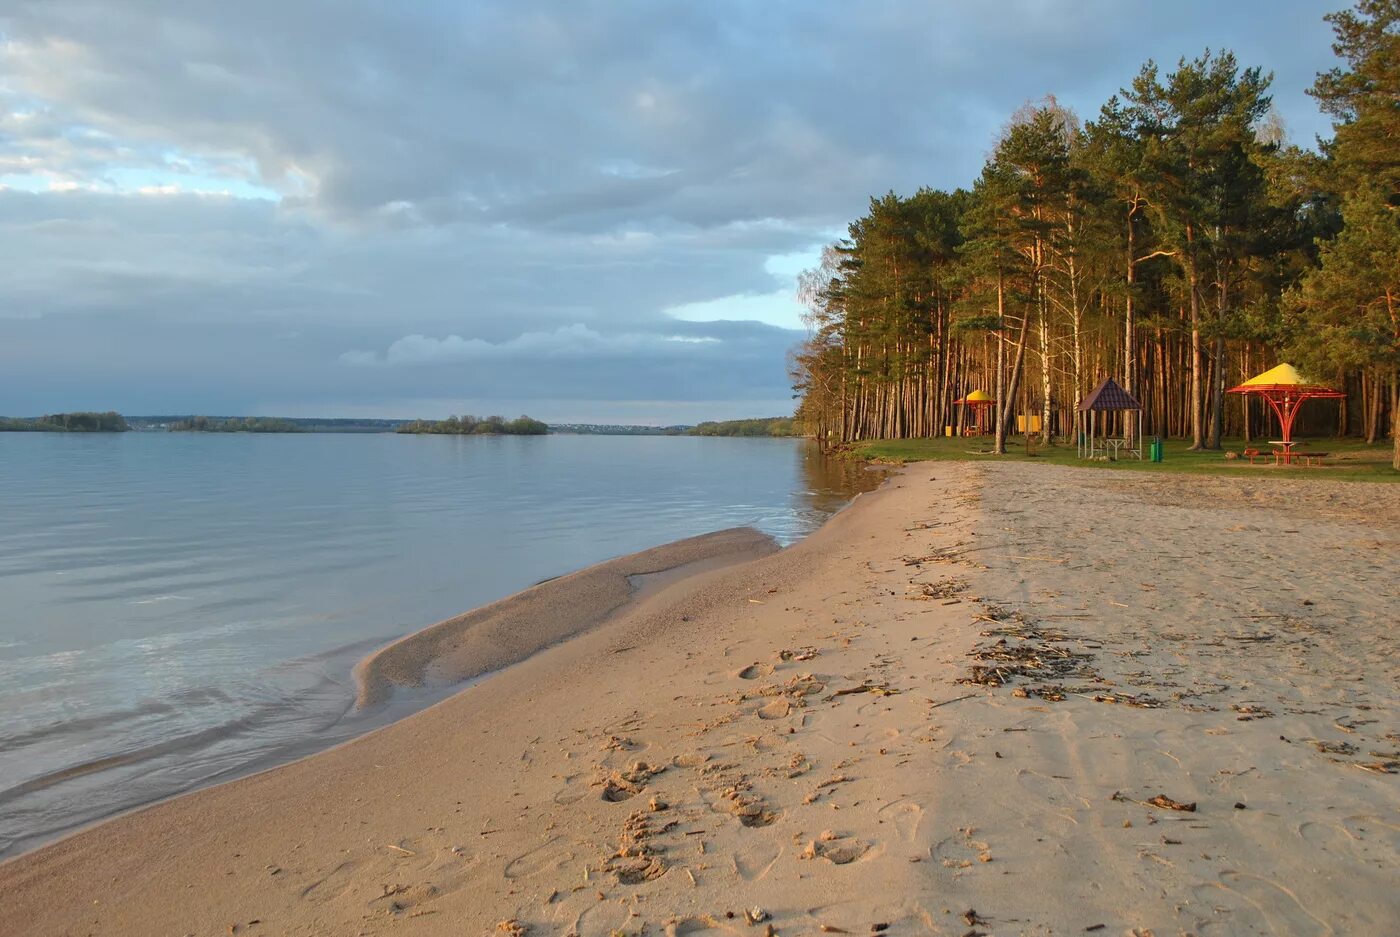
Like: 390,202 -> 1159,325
503,834 -> 573,880
367,881 -> 442,916
664,915 -> 744,937
1300,814 -> 1400,866
1341,813 -> 1400,858
701,787 -> 780,827
1194,871 -> 1335,936
1015,768 -> 1090,816
738,662 -> 775,680
930,832 -> 991,869
565,901 -> 636,937
553,773 -> 590,805
1132,744 -> 1185,774
1298,819 -> 1360,858
296,859 -> 358,904
731,843 -> 782,881
757,699 -> 792,720
803,900 -> 917,935
876,799 -> 926,844
672,751 -> 710,769
300,837 -> 481,916
802,833 -> 873,865
601,778 -> 642,802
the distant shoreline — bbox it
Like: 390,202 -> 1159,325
2,414 -> 811,436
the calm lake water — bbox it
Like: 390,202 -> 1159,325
0,432 -> 876,857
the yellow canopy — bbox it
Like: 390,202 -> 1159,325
1238,363 -> 1309,387
958,389 -> 993,403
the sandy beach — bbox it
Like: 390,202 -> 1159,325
3,463 -> 1397,936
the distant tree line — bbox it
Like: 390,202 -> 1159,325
168,416 -> 305,433
688,417 -> 799,437
396,414 -> 549,435
0,412 -> 130,432
793,2 -> 1399,469
551,423 -> 688,435
128,416 -> 406,433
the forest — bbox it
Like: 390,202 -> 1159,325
791,1 -> 1399,469
167,416 -> 305,433
0,412 -> 130,432
396,415 -> 550,435
688,417 -> 798,437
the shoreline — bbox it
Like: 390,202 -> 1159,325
353,527 -> 779,708
3,463 -> 1396,935
0,527 -> 785,864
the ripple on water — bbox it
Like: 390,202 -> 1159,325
0,433 -> 877,856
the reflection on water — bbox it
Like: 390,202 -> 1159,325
0,433 -> 877,857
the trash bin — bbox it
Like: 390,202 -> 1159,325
1150,436 -> 1163,463
944,425 -> 953,437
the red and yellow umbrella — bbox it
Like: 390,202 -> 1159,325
953,389 -> 994,435
1227,363 -> 1344,453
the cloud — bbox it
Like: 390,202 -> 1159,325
341,325 -> 724,367
0,0 -> 1344,419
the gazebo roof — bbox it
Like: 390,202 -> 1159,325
1078,378 -> 1141,412
954,389 -> 993,404
1227,362 -> 1342,396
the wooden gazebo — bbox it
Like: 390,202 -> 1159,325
1077,378 -> 1143,460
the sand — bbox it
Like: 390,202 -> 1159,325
2,462 -> 1396,936
355,527 -> 778,706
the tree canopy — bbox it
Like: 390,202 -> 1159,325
793,2 -> 1399,469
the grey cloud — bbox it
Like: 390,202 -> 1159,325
0,0 -> 1343,419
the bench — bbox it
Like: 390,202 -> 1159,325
1300,452 -> 1330,467
1242,448 -> 1261,464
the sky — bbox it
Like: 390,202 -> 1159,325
0,0 -> 1345,423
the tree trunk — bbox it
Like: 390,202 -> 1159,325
1038,282 -> 1053,445
999,314 -> 1030,454
1208,336 -> 1226,449
1124,201 -> 1138,441
1392,373 -> 1399,472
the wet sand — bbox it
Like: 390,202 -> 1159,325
355,527 -> 779,706
3,463 -> 1397,936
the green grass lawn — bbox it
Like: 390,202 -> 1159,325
852,434 -> 1400,483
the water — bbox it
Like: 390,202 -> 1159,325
0,432 -> 877,857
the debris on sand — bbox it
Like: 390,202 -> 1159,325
1231,703 -> 1275,720
744,907 -> 771,925
908,577 -> 968,600
1091,692 -> 1163,709
497,920 -> 528,937
959,645 -> 1094,688
1146,793 -> 1198,812
823,683 -> 899,701
1310,739 -> 1359,756
1113,791 -> 1197,812
602,735 -> 638,752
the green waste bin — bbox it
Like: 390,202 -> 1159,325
1150,436 -> 1163,463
